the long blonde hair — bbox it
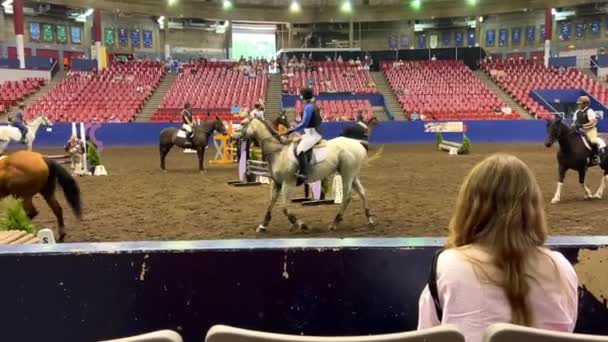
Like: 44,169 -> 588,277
447,154 -> 548,326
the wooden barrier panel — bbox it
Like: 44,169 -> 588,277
0,230 -> 39,244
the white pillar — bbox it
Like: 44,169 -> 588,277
544,40 -> 550,68
16,34 -> 25,69
95,41 -> 102,70
164,44 -> 170,59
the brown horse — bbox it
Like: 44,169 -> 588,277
0,151 -> 82,242
159,118 -> 228,173
340,116 -> 380,142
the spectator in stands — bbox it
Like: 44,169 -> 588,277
417,154 -> 578,342
410,112 -> 421,121
251,102 -> 265,120
64,135 -> 85,176
9,103 -> 28,144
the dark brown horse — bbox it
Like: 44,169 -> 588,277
159,118 -> 228,172
340,116 -> 380,142
0,151 -> 82,242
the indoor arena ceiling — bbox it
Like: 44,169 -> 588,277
34,0 -> 606,23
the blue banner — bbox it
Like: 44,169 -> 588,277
540,24 -> 545,41
591,20 -> 601,35
399,33 -> 409,49
498,29 -> 508,46
143,30 -> 153,48
526,26 -> 535,43
441,31 -> 451,47
455,31 -> 464,47
575,22 -> 585,38
388,33 -> 398,49
417,34 -> 426,49
485,29 -> 496,46
560,22 -> 571,40
29,22 -> 41,41
131,30 -> 141,48
118,28 -> 128,47
467,30 -> 476,47
511,27 -> 521,44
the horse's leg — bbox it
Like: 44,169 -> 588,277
578,168 -> 593,200
281,184 -> 308,231
42,193 -> 66,242
329,175 -> 354,231
22,197 -> 39,220
197,146 -> 206,173
352,177 -> 374,227
593,170 -> 608,199
551,165 -> 567,204
159,143 -> 174,172
257,181 -> 282,233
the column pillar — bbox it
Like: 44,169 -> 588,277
93,9 -> 103,70
13,0 -> 25,68
348,19 -> 354,48
544,8 -> 553,67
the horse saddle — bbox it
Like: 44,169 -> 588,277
290,141 -> 327,166
580,135 -> 606,151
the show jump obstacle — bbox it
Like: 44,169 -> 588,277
209,121 -> 237,164
45,122 -> 106,176
425,121 -> 471,155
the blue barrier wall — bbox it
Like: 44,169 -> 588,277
591,54 -> 608,67
0,57 -> 19,68
0,237 -> 606,342
71,58 -> 98,71
549,56 -> 577,68
35,120 -> 562,148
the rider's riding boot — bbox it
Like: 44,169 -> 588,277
592,144 -> 600,166
20,133 -> 27,145
295,152 -> 308,186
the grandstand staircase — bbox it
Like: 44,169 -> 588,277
582,68 -> 606,84
370,71 -> 405,120
136,73 -> 176,122
264,73 -> 283,122
7,70 -> 67,122
474,70 -> 533,119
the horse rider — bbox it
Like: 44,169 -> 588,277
572,95 -> 599,165
286,87 -> 322,186
181,102 -> 194,142
9,103 -> 28,144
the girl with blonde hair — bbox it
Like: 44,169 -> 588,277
418,154 -> 578,342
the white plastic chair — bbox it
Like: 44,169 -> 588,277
100,329 -> 183,342
483,323 -> 608,342
205,324 -> 464,342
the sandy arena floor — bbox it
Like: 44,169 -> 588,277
29,144 -> 607,242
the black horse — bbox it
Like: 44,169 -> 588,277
159,118 -> 227,173
544,116 -> 608,203
340,117 -> 380,141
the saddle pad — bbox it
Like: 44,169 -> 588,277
288,145 -> 327,165
176,130 -> 187,138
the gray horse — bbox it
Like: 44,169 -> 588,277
159,118 -> 227,173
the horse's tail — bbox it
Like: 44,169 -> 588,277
365,144 -> 384,166
43,158 -> 82,219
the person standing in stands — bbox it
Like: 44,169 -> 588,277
9,103 -> 28,144
417,154 -> 577,342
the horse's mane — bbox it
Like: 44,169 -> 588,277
256,118 -> 283,142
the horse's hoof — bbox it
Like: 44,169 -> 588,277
551,198 -> 560,204
328,225 -> 337,231
593,194 -> 603,199
300,224 -> 309,231
368,218 -> 376,227
256,225 -> 267,233
58,233 -> 66,243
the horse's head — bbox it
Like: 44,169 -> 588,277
544,115 -> 565,148
33,114 -> 53,127
274,115 -> 290,130
368,116 -> 380,128
212,116 -> 228,135
232,118 -> 279,144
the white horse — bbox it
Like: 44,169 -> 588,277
234,118 -> 380,232
0,115 -> 53,154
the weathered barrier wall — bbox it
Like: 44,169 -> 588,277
0,237 -> 606,342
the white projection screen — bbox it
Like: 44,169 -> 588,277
231,24 -> 277,60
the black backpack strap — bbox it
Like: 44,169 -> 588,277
428,248 -> 444,322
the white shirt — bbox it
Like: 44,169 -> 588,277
418,247 -> 578,342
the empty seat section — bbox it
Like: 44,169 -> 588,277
383,60 -> 518,120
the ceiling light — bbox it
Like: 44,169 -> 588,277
84,8 -> 94,16
168,0 -> 177,5
410,0 -> 421,11
341,1 -> 352,13
466,0 -> 477,5
1,0 -> 13,6
223,0 -> 232,9
478,16 -> 484,23
289,0 -> 301,12
551,8 -> 557,15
